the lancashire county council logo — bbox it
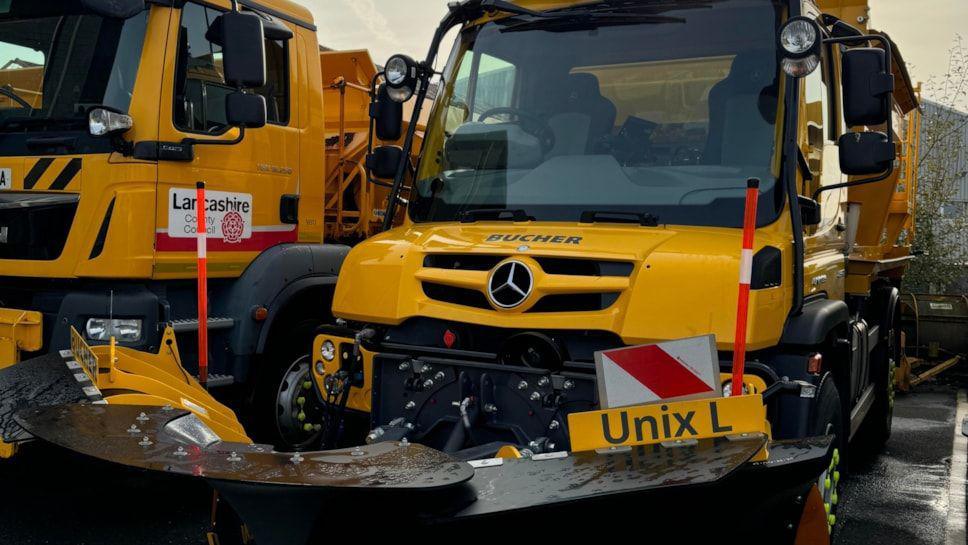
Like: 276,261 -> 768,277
221,211 -> 245,244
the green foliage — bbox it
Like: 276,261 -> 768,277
905,36 -> 968,294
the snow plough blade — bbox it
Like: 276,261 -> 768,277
15,403 -> 832,544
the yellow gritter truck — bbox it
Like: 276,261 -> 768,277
8,0 -> 922,543
0,0 -> 413,456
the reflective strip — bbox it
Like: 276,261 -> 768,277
739,248 -> 754,285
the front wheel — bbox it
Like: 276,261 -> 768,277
248,319 -> 329,451
810,374 -> 845,535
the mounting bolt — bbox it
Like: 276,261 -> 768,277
290,452 -> 304,464
297,397 -> 306,406
405,401 -> 416,410
127,424 -> 141,434
517,380 -> 529,390
398,361 -> 411,371
226,452 -> 242,463
297,411 -> 306,422
563,380 -> 575,390
351,448 -> 365,457
172,446 -> 188,457
138,436 -> 153,447
548,420 -> 560,430
538,376 -> 550,387
136,412 -> 149,423
434,371 -> 446,381
483,403 -> 498,414
423,379 -> 435,389
530,391 -> 542,401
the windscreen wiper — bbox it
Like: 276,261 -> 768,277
0,116 -> 85,131
459,208 -> 535,223
0,86 -> 33,112
501,13 -> 684,32
580,210 -> 659,227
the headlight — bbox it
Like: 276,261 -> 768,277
781,56 -> 821,78
320,340 -> 336,362
384,55 -> 415,87
780,19 -> 818,56
88,108 -> 133,137
387,84 -> 416,103
85,318 -> 143,342
777,16 -> 822,77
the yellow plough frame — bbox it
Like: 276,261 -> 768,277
69,326 -> 249,443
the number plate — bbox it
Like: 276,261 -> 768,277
70,326 -> 98,384
567,394 -> 767,453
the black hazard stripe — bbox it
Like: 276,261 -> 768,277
24,158 -> 54,189
23,158 -> 82,191
48,158 -> 82,190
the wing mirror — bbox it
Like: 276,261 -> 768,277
841,47 -> 893,127
838,131 -> 894,175
366,146 -> 404,180
372,85 -> 404,142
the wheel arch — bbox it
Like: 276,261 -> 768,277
220,243 -> 350,361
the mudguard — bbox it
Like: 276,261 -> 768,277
16,403 -> 832,544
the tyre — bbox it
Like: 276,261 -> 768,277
861,305 -> 899,450
249,318 -> 329,451
810,374 -> 845,535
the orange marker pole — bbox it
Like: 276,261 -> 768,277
196,181 -> 209,387
731,178 -> 760,395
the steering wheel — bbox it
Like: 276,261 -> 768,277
477,107 -> 556,154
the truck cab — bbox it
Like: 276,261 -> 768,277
0,0 -> 383,450
310,0 -> 919,526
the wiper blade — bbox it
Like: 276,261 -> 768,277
0,86 -> 33,112
0,116 -> 85,131
579,210 -> 659,227
459,208 -> 534,223
501,13 -> 684,32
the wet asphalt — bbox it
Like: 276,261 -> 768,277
0,378 -> 964,545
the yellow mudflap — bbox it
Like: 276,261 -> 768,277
71,326 -> 250,444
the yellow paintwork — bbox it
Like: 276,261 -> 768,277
317,0 -> 918,434
74,326 -> 250,443
313,333 -> 375,413
333,221 -> 793,351
0,1 -> 419,367
0,309 -> 42,368
567,393 -> 770,454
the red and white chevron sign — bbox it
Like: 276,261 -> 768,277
595,335 -> 721,409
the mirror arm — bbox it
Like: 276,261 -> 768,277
815,33 -> 895,202
380,9 -> 466,231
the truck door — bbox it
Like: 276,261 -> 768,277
155,1 -> 300,278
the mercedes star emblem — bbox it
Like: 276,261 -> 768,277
487,260 -> 534,309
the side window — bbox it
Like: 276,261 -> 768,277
803,61 -> 831,177
256,38 -> 290,125
174,3 -> 290,133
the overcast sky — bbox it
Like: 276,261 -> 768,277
306,0 -> 968,110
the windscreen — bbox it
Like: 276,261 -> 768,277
0,1 -> 148,133
411,0 -> 786,228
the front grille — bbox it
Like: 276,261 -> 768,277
0,193 -> 78,261
527,293 -> 620,313
421,282 -> 491,309
533,257 -> 634,277
421,253 -> 632,313
424,253 -> 635,277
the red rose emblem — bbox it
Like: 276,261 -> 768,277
221,211 -> 245,244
